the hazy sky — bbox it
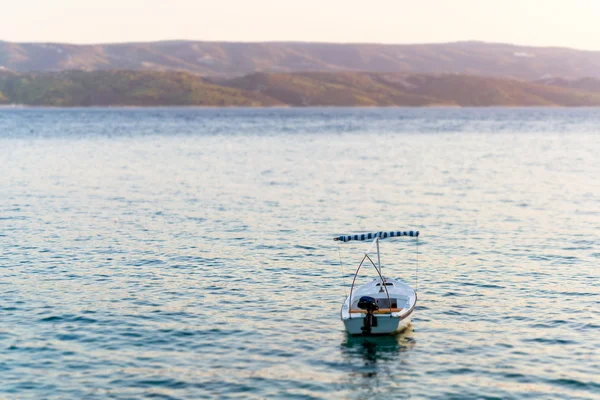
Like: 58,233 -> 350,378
2,0 -> 600,49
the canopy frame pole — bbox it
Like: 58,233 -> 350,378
365,254 -> 392,318
347,247 -> 392,320
347,254 -> 368,320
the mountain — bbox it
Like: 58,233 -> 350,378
0,70 -> 279,106
223,72 -> 600,107
2,70 -> 600,107
534,76 -> 600,93
2,40 -> 600,80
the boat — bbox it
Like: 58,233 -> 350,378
335,230 -> 420,336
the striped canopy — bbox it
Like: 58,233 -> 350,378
334,230 -> 419,242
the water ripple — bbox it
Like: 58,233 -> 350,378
1,108 -> 599,399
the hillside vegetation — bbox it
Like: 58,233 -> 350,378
0,70 -> 279,106
223,72 -> 600,107
2,40 -> 600,80
1,70 -> 600,107
534,77 -> 600,93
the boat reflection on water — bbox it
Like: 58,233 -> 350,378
342,326 -> 416,364
339,327 -> 416,396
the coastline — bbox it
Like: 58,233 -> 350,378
2,104 -> 598,109
4,70 -> 600,108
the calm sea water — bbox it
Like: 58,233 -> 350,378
1,108 -> 599,399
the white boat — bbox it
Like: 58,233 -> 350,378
335,230 -> 420,336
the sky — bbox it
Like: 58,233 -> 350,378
2,0 -> 600,50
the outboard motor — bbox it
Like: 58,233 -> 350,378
357,296 -> 379,334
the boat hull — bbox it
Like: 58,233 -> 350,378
340,277 -> 417,336
343,314 -> 412,336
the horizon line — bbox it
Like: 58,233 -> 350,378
0,38 -> 598,52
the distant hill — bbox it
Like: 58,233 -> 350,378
222,72 -> 600,107
534,76 -> 600,93
2,40 -> 600,80
2,70 -> 600,107
0,70 -> 279,106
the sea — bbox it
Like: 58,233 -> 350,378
1,108 -> 599,399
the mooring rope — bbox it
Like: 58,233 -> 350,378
416,237 -> 419,292
337,241 -> 349,298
